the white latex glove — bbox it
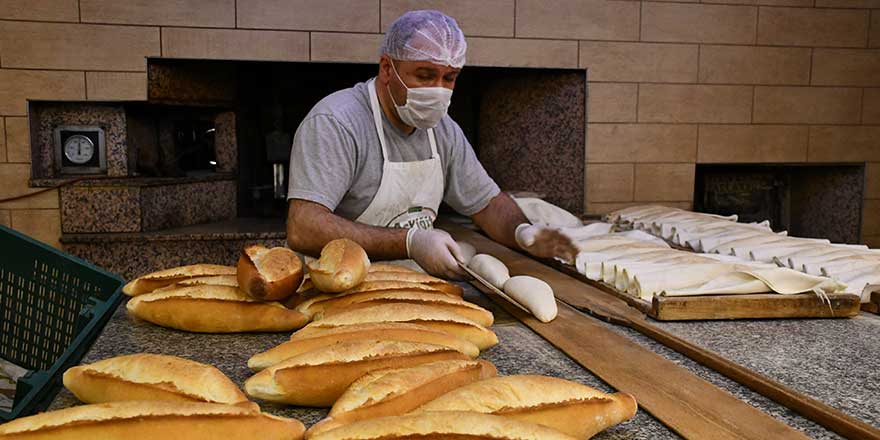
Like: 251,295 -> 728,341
406,227 -> 470,280
515,223 -> 578,264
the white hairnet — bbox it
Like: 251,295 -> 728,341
380,10 -> 467,68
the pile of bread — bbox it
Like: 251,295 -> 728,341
0,239 -> 637,439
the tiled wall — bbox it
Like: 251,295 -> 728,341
1,0 -> 879,247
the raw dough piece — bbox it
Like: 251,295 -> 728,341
456,241 -> 476,265
502,276 -> 557,322
468,254 -> 509,290
513,197 -> 582,228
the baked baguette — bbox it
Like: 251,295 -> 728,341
313,291 -> 494,327
244,340 -> 469,407
304,303 -> 498,350
63,354 -> 251,408
154,275 -> 239,292
307,359 -> 497,437
307,411 -> 576,440
413,375 -> 638,438
0,401 -> 304,440
126,285 -> 308,333
237,245 -> 304,301
122,264 -> 236,296
296,281 -> 457,318
308,239 -> 371,293
363,272 -> 463,297
247,322 -> 480,371
368,263 -> 417,273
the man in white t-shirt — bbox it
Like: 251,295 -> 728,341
287,10 -> 575,279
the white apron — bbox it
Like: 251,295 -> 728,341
356,78 -> 445,230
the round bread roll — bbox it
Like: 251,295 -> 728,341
502,276 -> 557,323
247,322 -> 479,371
126,285 -> 308,333
63,354 -> 252,408
307,359 -> 497,437
457,241 -> 477,265
307,411 -> 576,440
0,401 -> 304,440
308,239 -> 371,293
237,245 -> 304,301
122,264 -> 236,296
305,303 -> 498,350
244,340 -> 469,407
469,254 -> 510,290
413,375 -> 637,438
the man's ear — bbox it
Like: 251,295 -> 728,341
378,55 -> 393,86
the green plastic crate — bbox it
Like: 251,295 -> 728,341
0,224 -> 124,422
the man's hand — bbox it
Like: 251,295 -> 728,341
515,223 -> 578,264
407,228 -> 470,280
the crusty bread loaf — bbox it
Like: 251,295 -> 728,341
0,400 -> 304,440
368,263 -> 417,273
307,239 -> 371,293
307,359 -> 497,437
413,375 -> 638,438
237,245 -> 304,301
63,354 -> 251,408
126,285 -> 308,333
307,411 -> 576,440
312,291 -> 494,327
244,340 -> 469,407
248,323 -> 480,371
122,264 -> 236,296
296,282 -> 457,318
305,303 -> 498,350
363,272 -> 463,297
154,275 -> 239,292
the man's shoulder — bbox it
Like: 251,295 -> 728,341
307,81 -> 371,127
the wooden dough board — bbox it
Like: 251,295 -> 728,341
444,221 -> 880,440
861,292 -> 880,314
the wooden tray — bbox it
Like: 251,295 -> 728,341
547,260 -> 862,321
862,291 -> 880,314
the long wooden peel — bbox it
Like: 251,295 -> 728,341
444,222 -> 880,440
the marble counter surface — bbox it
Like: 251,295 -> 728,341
48,283 -> 880,439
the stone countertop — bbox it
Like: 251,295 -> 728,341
48,283 -> 880,439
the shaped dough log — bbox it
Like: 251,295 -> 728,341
502,276 -> 557,323
468,254 -> 509,290
456,241 -> 476,265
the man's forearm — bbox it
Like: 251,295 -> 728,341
287,200 -> 408,259
471,192 -> 529,249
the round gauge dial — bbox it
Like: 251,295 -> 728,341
63,135 -> 95,165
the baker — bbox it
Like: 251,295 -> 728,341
286,10 -> 576,279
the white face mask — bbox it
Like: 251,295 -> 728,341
388,62 -> 453,129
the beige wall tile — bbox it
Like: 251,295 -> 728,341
588,124 -> 697,163
381,0 -> 514,37
808,126 -> 880,162
588,83 -> 637,123
587,163 -> 634,203
641,3 -> 757,44
81,0 -> 235,27
754,86 -> 862,124
467,38 -> 578,68
811,49 -> 880,87
866,162 -> 880,199
0,120 -> 5,162
699,45 -> 810,85
86,72 -> 148,101
0,70 -> 85,116
758,7 -> 869,48
0,22 -> 159,72
638,84 -> 753,123
0,0 -> 78,22
0,164 -> 58,209
0,209 -> 9,227
311,33 -> 384,63
587,201 -> 692,216
634,163 -> 695,201
698,125 -> 808,163
237,0 -> 379,32
863,199 -> 880,236
580,42 -> 697,83
10,209 -> 61,248
815,0 -> 880,7
864,88 -> 880,124
705,0 -> 811,4
5,117 -> 29,163
516,0 -> 639,41
872,11 -> 880,48
162,28 -> 308,61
